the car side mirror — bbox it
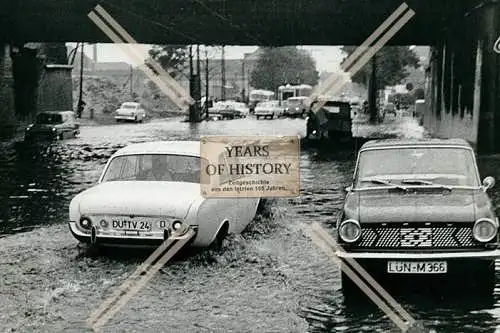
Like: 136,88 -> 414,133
483,176 -> 495,191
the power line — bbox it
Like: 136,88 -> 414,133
100,0 -> 203,44
192,0 -> 262,45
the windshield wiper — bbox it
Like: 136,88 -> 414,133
360,178 -> 408,191
401,179 -> 453,190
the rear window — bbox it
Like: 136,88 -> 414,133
36,113 -> 63,124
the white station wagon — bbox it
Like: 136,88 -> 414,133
115,102 -> 146,123
68,141 -> 261,250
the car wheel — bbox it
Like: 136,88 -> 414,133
209,222 -> 229,252
270,114 -> 274,119
134,116 -> 138,122
256,116 -> 260,120
468,260 -> 496,295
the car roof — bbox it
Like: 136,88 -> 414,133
122,102 -> 139,105
360,138 -> 472,150
113,141 -> 201,157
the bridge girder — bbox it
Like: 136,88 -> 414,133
0,0 -> 481,45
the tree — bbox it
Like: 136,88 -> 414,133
250,47 -> 319,91
147,45 -> 189,79
340,46 -> 420,88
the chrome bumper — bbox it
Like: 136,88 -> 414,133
68,222 -> 196,246
114,115 -> 136,120
336,249 -> 500,260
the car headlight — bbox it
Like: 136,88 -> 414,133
171,220 -> 188,235
473,218 -> 498,242
52,128 -> 57,132
79,217 -> 92,230
338,219 -> 362,243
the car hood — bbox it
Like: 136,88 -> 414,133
75,181 -> 202,219
345,189 -> 480,223
28,124 -> 59,131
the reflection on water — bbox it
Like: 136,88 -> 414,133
0,116 -> 500,332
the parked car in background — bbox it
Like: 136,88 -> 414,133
68,141 -> 261,251
115,102 -> 146,123
24,111 -> 80,143
382,102 -> 397,117
414,99 -> 425,125
232,101 -> 250,118
254,100 -> 283,120
283,96 -> 309,118
336,138 -> 500,296
208,101 -> 248,120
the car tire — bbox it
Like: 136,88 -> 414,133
468,260 -> 496,295
134,116 -> 138,122
270,114 -> 274,119
256,116 -> 260,120
209,222 -> 229,252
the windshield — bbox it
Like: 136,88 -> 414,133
286,99 -> 303,105
101,154 -> 207,183
257,101 -> 276,107
354,147 -> 480,188
36,113 -> 63,124
121,104 -> 137,109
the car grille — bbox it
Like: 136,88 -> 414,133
30,131 -> 55,141
356,225 -> 479,249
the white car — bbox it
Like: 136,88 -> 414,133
115,102 -> 146,123
283,97 -> 309,118
254,100 -> 283,119
68,141 -> 261,250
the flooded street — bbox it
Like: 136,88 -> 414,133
1,115 -> 500,332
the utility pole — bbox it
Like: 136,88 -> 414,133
369,54 -> 378,124
221,45 -> 226,100
77,42 -> 84,118
205,47 -> 209,119
189,45 -> 194,122
196,44 -> 201,122
129,64 -> 133,98
241,57 -> 245,102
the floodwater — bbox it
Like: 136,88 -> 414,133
1,115 -> 500,333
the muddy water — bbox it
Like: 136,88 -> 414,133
0,116 -> 499,333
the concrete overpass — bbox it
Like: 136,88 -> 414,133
1,0 -> 500,154
0,0 -> 481,45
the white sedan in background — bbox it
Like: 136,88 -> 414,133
68,141 -> 261,251
254,100 -> 283,119
115,102 -> 146,123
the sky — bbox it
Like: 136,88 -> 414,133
66,43 -> 345,73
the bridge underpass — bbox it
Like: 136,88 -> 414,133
0,0 -> 499,153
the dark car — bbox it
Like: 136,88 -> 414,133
336,138 -> 499,295
25,111 -> 80,143
306,99 -> 352,141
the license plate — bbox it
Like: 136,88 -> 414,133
387,261 -> 447,274
111,219 -> 152,231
